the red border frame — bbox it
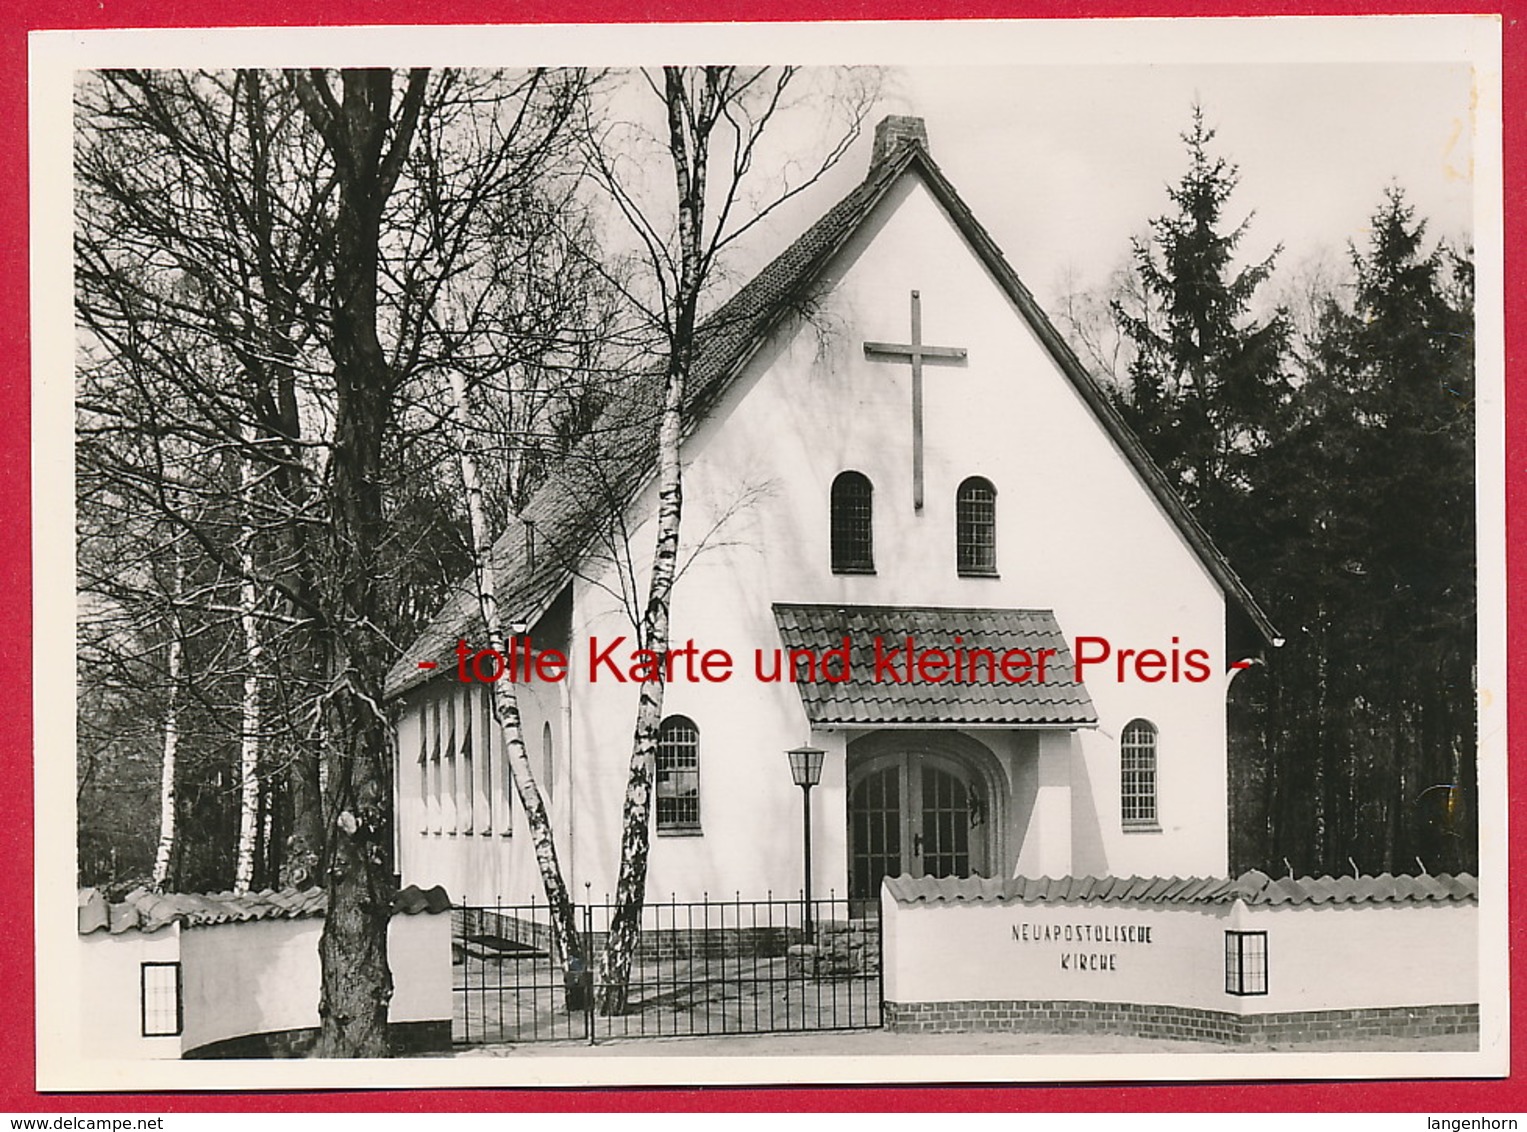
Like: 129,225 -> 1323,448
6,0 -> 1519,1112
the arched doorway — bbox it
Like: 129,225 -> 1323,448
847,732 -> 1008,905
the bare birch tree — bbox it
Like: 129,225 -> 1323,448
150,553 -> 185,891
234,438 -> 264,893
447,370 -> 584,990
77,64 -> 603,1053
589,66 -> 877,1012
400,68 -> 618,998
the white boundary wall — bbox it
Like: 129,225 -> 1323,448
80,909 -> 452,1058
883,893 -> 1477,1018
79,922 -> 183,1060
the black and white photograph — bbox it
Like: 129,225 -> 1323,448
36,16 -> 1505,1089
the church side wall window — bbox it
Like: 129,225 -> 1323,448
1121,718 -> 1158,827
656,715 -> 702,833
955,476 -> 998,576
428,699 -> 443,835
830,471 -> 875,574
1224,930 -> 1268,995
417,703 -> 429,835
442,693 -> 458,834
541,721 -> 555,806
457,686 -> 474,835
473,685 -> 492,835
483,686 -> 511,837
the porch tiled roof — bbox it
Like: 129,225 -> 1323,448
771,603 -> 1097,727
883,870 -> 1478,906
77,883 -> 452,936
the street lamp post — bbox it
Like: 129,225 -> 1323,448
787,745 -> 826,939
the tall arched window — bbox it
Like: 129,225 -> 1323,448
458,687 -> 474,834
830,471 -> 875,574
441,694 -> 458,832
540,721 -> 555,805
956,476 -> 997,576
656,715 -> 702,833
1121,719 -> 1158,827
481,685 -> 509,836
428,698 -> 443,834
417,703 -> 430,835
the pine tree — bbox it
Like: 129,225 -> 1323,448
1108,111 -> 1475,877
1230,186 -> 1475,875
1327,188 -> 1474,873
1112,104 -> 1290,554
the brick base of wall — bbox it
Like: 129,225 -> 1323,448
883,1000 -> 1479,1046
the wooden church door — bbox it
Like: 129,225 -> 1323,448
849,752 -> 989,904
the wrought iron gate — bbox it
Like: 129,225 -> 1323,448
453,892 -> 883,1045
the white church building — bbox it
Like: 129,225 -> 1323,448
383,115 -> 1282,911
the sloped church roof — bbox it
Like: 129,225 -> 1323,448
386,121 -> 1278,700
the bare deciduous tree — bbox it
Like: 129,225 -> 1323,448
586,66 -> 879,1013
76,65 -> 604,1054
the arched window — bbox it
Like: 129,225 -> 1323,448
956,476 -> 997,575
417,702 -> 430,836
1121,719 -> 1158,827
481,685 -> 509,837
428,699 -> 443,834
541,721 -> 555,805
830,471 -> 875,574
458,687 -> 474,834
656,715 -> 702,833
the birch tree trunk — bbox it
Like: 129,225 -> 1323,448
235,441 -> 262,893
596,67 -> 714,1014
150,555 -> 184,892
448,369 -> 584,993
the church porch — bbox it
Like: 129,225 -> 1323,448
817,724 -> 1085,911
769,602 -> 1098,902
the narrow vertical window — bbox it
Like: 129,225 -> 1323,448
830,471 -> 875,573
428,699 -> 443,834
1225,931 -> 1268,995
955,476 -> 997,575
656,715 -> 701,833
474,686 -> 492,834
417,701 -> 429,835
1121,718 -> 1158,827
458,687 -> 474,835
443,694 -> 459,832
141,962 -> 182,1037
486,688 -> 512,837
541,720 -> 555,806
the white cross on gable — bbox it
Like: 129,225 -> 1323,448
863,290 -> 969,511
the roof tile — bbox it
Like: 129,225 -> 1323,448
78,884 -> 452,935
771,603 -> 1097,727
882,871 -> 1477,907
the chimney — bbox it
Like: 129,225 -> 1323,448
871,114 -> 929,167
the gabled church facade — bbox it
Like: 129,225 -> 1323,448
383,115 -> 1279,911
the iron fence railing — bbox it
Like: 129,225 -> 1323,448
453,892 -> 882,1045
